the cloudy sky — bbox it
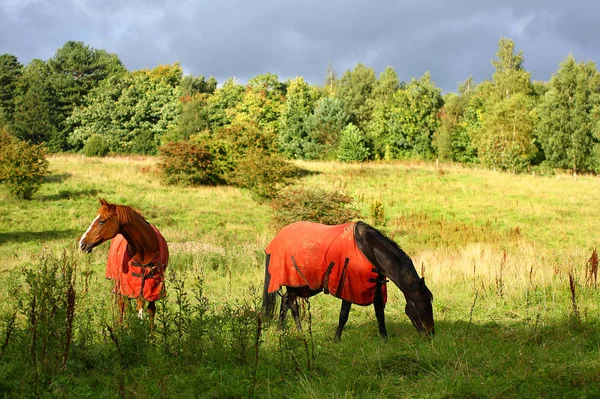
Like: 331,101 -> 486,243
1,0 -> 598,92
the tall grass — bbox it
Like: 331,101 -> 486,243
0,155 -> 599,397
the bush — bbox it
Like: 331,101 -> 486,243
83,134 -> 109,157
130,129 -> 157,155
0,131 -> 49,200
227,149 -> 299,201
158,140 -> 223,186
271,186 -> 361,228
337,123 -> 371,162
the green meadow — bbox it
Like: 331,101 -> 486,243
1,155 -> 599,398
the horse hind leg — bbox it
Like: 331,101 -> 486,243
279,292 -> 290,325
118,294 -> 126,325
287,292 -> 303,331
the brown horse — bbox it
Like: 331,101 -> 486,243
79,198 -> 169,327
262,221 -> 434,340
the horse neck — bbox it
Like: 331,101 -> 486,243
376,248 -> 421,297
359,227 -> 421,296
118,214 -> 158,265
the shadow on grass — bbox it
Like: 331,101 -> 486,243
293,166 -> 321,179
43,172 -> 72,184
0,229 -> 80,245
40,188 -> 102,201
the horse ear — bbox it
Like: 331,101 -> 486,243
99,198 -> 107,206
420,277 -> 426,287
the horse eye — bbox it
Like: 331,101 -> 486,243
98,220 -> 106,225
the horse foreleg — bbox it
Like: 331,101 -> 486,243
147,301 -> 156,332
373,282 -> 387,339
334,300 -> 352,341
136,298 -> 145,318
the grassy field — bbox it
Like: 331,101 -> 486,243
0,155 -> 599,398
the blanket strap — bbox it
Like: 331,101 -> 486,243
322,261 -> 336,294
291,256 -> 311,287
335,258 -> 350,297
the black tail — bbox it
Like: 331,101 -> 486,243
262,253 -> 278,319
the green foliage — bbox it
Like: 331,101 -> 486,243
278,77 -> 320,159
227,149 -> 299,200
215,119 -> 277,157
489,37 -> 533,102
10,59 -> 59,147
369,200 -> 386,226
47,41 -> 126,150
229,74 -> 285,136
335,63 -> 377,130
535,55 -> 600,173
304,97 -> 349,159
476,93 -> 537,172
434,89 -> 478,163
0,54 -> 23,126
166,94 -> 211,142
67,65 -> 183,153
0,131 -> 49,199
271,186 -> 361,227
158,140 -> 222,186
181,74 -> 217,97
130,129 -> 158,155
204,78 -> 245,129
190,134 -> 236,179
337,123 -> 371,162
373,66 -> 400,102
82,134 -> 109,157
369,72 -> 443,160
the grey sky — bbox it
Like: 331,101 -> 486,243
1,0 -> 599,92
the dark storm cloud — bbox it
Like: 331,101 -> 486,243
1,0 -> 599,92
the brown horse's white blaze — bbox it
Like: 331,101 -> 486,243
79,198 -> 169,328
79,215 -> 100,253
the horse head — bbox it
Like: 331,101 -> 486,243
79,198 -> 121,253
404,277 -> 435,335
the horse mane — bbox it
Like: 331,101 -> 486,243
357,221 -> 411,262
100,202 -> 146,225
356,221 -> 433,301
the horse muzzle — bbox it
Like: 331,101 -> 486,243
79,241 -> 93,253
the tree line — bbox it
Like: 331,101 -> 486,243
2,38 -> 600,174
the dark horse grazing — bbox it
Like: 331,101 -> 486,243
79,198 -> 169,328
262,221 -> 434,340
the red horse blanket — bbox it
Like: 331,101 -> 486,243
106,225 -> 169,301
266,221 -> 387,306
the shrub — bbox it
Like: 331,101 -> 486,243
130,129 -> 157,155
337,123 -> 371,162
369,200 -> 386,226
83,134 -> 109,157
158,140 -> 222,186
0,131 -> 49,200
271,186 -> 361,228
190,134 -> 236,180
227,149 -> 299,201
